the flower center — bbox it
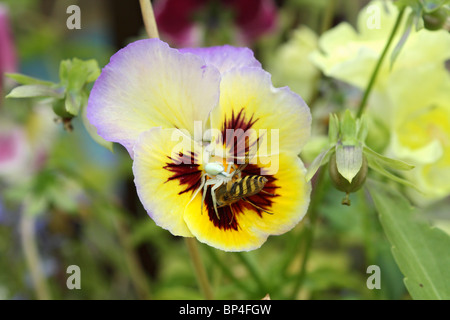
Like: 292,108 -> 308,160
164,108 -> 279,231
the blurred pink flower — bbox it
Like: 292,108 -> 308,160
154,0 -> 278,47
0,126 -> 28,182
0,107 -> 56,184
0,4 -> 17,93
227,0 -> 277,42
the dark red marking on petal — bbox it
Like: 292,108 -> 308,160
221,108 -> 260,161
223,108 -> 258,133
163,151 -> 202,195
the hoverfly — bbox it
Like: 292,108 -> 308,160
213,164 -> 275,222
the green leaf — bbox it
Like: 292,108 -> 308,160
367,156 -> 419,190
65,91 -> 83,116
368,180 -> 450,299
306,146 -> 334,181
415,12 -> 425,30
83,60 -> 101,83
363,146 -> 415,171
5,73 -> 55,87
394,0 -> 419,10
6,84 -> 64,99
58,58 -> 100,116
335,143 -> 363,183
23,195 -> 49,217
356,115 -> 369,142
421,0 -> 449,12
60,58 -> 100,92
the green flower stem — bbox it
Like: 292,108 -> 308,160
356,8 -> 406,118
20,210 -> 51,300
204,247 -> 254,295
113,215 -> 152,300
290,168 -> 327,299
320,0 -> 336,35
185,238 -> 214,300
279,223 -> 307,278
139,0 -> 160,39
235,252 -> 268,295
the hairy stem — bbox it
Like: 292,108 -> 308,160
320,0 -> 336,35
204,247 -> 254,295
113,215 -> 152,300
236,252 -> 268,295
185,238 -> 214,300
20,212 -> 51,300
290,169 -> 327,299
356,8 -> 406,118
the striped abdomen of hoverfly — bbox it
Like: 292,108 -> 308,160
215,175 -> 268,208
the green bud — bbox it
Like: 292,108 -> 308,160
52,99 -> 72,118
329,153 -> 368,205
306,109 -> 415,202
52,99 -> 74,131
423,7 -> 449,30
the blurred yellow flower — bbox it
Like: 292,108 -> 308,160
311,0 -> 450,201
389,70 -> 450,200
311,1 -> 449,94
266,26 -> 319,103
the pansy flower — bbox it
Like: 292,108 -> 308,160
87,39 -> 311,251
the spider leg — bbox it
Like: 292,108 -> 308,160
229,163 -> 242,179
211,182 -> 223,220
235,164 -> 242,179
186,173 -> 207,211
225,162 -> 233,175
202,179 -> 217,215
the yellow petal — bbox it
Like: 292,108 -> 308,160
209,67 -> 311,158
133,127 -> 205,237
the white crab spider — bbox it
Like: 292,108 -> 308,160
185,146 -> 242,220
